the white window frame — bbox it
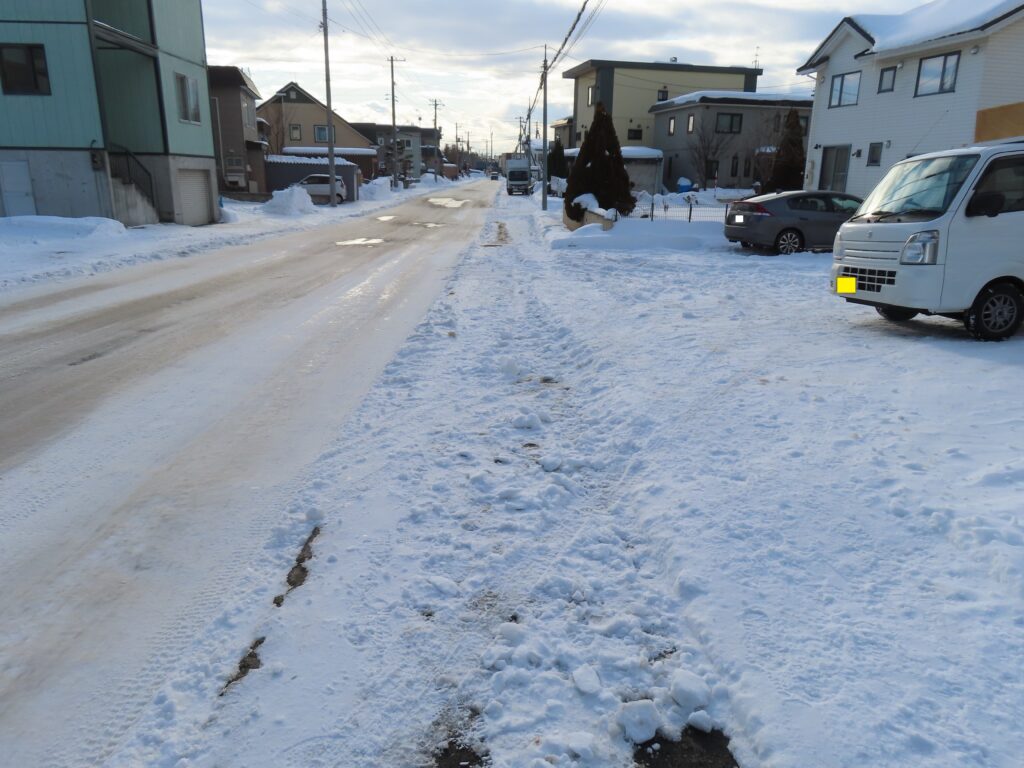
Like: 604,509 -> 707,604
668,116 -> 675,136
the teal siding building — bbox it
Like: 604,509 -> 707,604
0,0 -> 218,225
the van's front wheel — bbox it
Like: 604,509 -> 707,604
965,282 -> 1024,341
876,306 -> 918,322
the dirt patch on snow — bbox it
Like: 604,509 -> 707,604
633,727 -> 738,767
274,526 -> 321,606
433,740 -> 486,767
220,636 -> 265,695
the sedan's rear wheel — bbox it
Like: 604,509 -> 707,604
775,229 -> 804,255
965,282 -> 1024,341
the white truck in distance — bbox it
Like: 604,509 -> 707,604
831,141 -> 1024,340
505,156 -> 532,196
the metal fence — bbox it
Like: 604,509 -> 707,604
624,199 -> 728,223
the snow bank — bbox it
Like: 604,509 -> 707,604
0,215 -> 127,244
261,186 -> 317,216
359,177 -> 398,201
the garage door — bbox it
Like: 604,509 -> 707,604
178,169 -> 212,226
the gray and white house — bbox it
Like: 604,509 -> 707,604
798,0 -> 1024,197
649,91 -> 813,190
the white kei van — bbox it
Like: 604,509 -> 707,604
831,141 -> 1024,340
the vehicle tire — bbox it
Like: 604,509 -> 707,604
875,306 -> 918,322
964,281 -> 1024,341
336,194 -> 345,204
774,229 -> 804,255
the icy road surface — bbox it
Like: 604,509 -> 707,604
0,181 -> 494,766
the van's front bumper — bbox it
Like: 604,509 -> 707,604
830,260 -> 945,311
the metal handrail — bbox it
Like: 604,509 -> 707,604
108,143 -> 156,212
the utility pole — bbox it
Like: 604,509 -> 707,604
322,0 -> 338,206
429,98 -> 443,178
542,44 -> 549,211
389,56 -> 400,189
455,122 -> 460,173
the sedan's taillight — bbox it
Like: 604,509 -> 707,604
731,202 -> 773,216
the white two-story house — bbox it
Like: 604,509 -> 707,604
797,0 -> 1024,198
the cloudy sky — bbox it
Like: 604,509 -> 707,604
204,0 -> 926,154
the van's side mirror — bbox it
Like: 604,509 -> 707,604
966,190 -> 1005,218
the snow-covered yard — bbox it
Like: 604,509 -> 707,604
97,188 -> 1024,767
0,175 -> 470,291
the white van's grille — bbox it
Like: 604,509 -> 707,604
840,266 -> 896,293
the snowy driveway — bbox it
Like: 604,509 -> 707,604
0,180 -> 495,767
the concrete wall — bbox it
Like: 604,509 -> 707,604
0,149 -> 114,218
801,22 -> 1020,197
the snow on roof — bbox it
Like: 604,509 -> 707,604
852,0 -> 1023,53
281,146 -> 378,157
563,147 -> 663,160
652,90 -> 814,111
267,154 -> 356,166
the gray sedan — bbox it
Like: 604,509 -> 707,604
724,191 -> 862,254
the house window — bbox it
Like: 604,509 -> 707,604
0,44 -> 50,95
867,142 -> 883,167
878,66 -> 896,93
175,73 -> 201,123
730,155 -> 739,176
705,159 -> 719,181
657,88 -> 668,101
587,85 -> 593,106
828,71 -> 861,107
916,52 -> 960,96
289,124 -> 301,141
241,93 -> 256,129
404,138 -> 412,148
668,116 -> 676,136
687,114 -> 694,133
377,136 -> 384,145
627,127 -> 642,140
743,156 -> 751,177
799,116 -> 809,136
314,124 -> 335,143
715,113 -> 743,134
774,114 -> 781,132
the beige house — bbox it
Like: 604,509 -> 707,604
562,59 -> 762,149
256,82 -> 373,156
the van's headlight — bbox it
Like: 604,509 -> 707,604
833,230 -> 845,261
900,230 -> 940,265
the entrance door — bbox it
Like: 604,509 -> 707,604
0,161 -> 37,216
819,146 -> 851,192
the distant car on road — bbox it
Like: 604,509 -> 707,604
725,191 -> 863,254
491,171 -> 499,180
295,173 -> 347,204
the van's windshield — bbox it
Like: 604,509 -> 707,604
508,170 -> 529,181
854,154 -> 979,222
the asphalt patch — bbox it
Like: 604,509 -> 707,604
633,727 -> 739,768
220,636 -> 265,695
274,526 -> 321,606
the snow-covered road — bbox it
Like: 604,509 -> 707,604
4,180 -> 1023,768
0,181 -> 495,767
